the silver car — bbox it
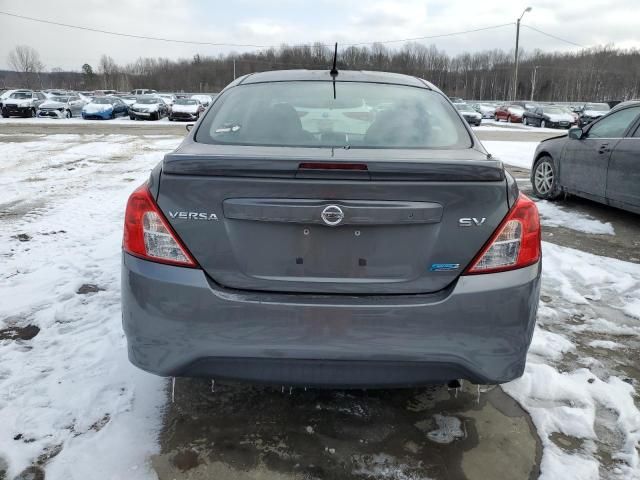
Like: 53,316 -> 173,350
122,70 -> 541,388
37,95 -> 86,118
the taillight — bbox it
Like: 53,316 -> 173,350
123,184 -> 198,268
464,194 -> 540,275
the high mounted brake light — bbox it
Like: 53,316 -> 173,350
464,193 -> 541,275
123,184 -> 198,268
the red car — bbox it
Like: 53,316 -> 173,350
494,104 -> 525,123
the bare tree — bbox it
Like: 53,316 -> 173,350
7,45 -> 45,88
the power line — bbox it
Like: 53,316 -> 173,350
0,10 -> 513,49
522,25 -> 585,48
344,23 -> 515,46
0,10 -> 269,48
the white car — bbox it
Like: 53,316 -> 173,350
169,98 -> 204,121
158,94 -> 176,107
37,95 -> 86,118
190,94 -> 213,107
472,103 -> 497,119
118,95 -> 139,107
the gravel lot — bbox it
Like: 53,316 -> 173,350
0,122 -> 638,480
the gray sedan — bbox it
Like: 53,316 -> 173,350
121,69 -> 541,388
531,103 -> 640,214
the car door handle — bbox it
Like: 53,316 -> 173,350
598,143 -> 610,154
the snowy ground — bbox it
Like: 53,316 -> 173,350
0,133 -> 638,479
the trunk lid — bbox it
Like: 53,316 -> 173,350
157,143 -> 509,294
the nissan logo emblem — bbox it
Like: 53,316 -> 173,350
321,205 -> 344,226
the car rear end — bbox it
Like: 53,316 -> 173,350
122,72 -> 541,387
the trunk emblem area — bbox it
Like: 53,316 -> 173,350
321,205 -> 344,226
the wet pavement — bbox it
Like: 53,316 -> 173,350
152,380 -> 541,480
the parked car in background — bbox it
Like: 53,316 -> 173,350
158,94 -> 177,108
81,96 -> 128,119
118,95 -> 139,107
168,98 -> 204,121
448,96 -> 464,103
494,104 -> 525,123
472,103 -> 496,119
454,103 -> 482,126
1,90 -> 46,117
531,102 -> 640,214
37,95 -> 86,118
191,94 -> 213,106
129,96 -> 168,120
121,69 -> 541,388
522,105 -> 576,128
555,105 -> 580,124
94,90 -> 118,96
577,102 -> 611,127
512,101 -> 538,112
131,89 -> 157,96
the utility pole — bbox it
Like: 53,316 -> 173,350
233,59 -> 236,80
530,65 -> 539,101
513,6 -> 532,101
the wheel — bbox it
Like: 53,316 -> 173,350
494,115 -> 500,122
523,117 -> 528,126
2,108 -> 8,118
129,115 -> 135,120
541,120 -> 546,128
66,110 -> 72,119
168,117 -> 173,121
532,156 -> 561,200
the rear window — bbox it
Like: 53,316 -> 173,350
195,81 -> 472,149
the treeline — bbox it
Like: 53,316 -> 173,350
3,42 -> 640,102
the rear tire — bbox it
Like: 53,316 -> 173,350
532,156 -> 561,200
1,108 -> 8,118
494,115 -> 500,122
66,110 -> 72,119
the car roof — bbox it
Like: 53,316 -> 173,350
238,69 -> 433,89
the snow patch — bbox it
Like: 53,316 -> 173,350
536,200 -> 615,235
482,141 -> 539,169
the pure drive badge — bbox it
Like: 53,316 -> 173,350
430,263 -> 460,272
169,211 -> 219,221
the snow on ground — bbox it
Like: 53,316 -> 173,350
504,243 -> 640,480
482,140 -> 539,169
472,119 -> 570,134
0,134 -> 639,479
536,200 -> 615,236
0,134 -> 181,479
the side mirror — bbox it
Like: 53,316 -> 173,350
186,124 -> 194,132
568,127 -> 584,140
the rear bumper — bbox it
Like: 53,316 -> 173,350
122,253 -> 540,387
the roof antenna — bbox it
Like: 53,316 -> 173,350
330,42 -> 338,99
330,42 -> 338,76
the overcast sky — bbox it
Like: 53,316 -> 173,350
1,0 -> 639,71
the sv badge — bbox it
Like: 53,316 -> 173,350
458,217 -> 486,227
